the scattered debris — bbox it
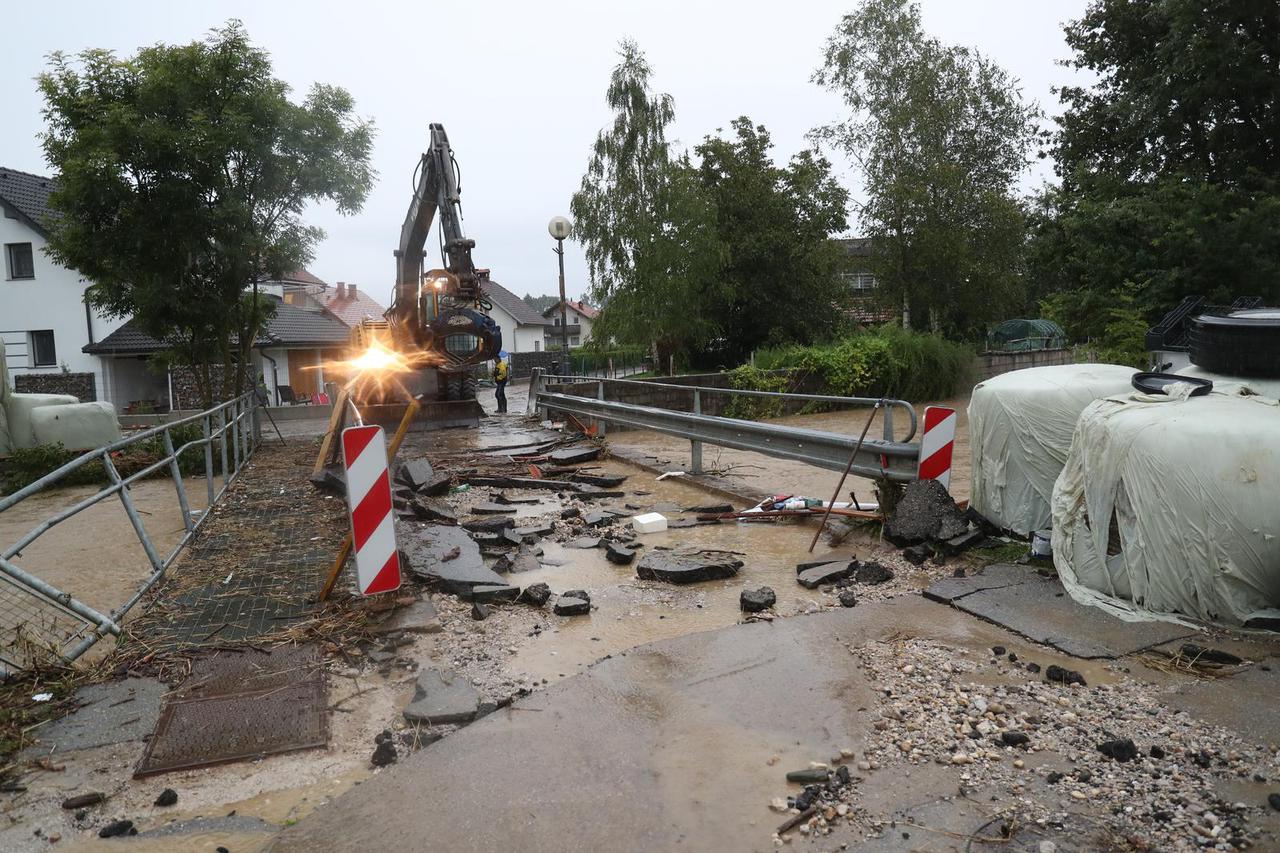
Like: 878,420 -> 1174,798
631,512 -> 668,533
882,479 -> 969,547
553,591 -> 591,616
636,551 -> 743,584
854,561 -> 894,584
61,793 -> 104,810
371,731 -> 398,767
796,560 -> 856,589
741,587 -> 777,613
605,542 -> 636,565
98,820 -> 137,838
1179,643 -> 1244,666
403,668 -> 481,726
519,583 -> 552,607
153,788 -> 178,807
471,602 -> 490,620
837,589 -> 858,607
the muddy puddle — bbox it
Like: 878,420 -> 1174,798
449,457 -> 920,683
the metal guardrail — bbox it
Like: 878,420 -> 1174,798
527,371 -> 920,480
0,393 -> 260,675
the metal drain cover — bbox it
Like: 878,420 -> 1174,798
135,647 -> 329,776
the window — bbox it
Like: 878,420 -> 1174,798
6,243 -> 34,279
553,317 -> 561,326
534,340 -> 540,352
571,336 -> 580,347
30,330 -> 55,367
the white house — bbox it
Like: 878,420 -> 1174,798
480,280 -> 552,353
541,299 -> 599,350
0,167 -> 127,399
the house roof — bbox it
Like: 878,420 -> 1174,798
482,280 -> 553,326
84,299 -> 351,355
0,167 -> 57,234
542,299 -> 599,321
308,282 -> 388,327
277,269 -> 328,288
838,237 -> 874,257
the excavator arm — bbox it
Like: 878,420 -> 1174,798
386,123 -> 500,368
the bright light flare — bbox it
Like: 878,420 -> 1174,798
346,340 -> 411,375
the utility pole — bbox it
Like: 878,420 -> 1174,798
548,216 -> 573,360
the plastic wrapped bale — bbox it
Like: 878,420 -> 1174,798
4,393 -> 80,450
1051,389 -> 1280,626
30,401 -> 121,451
1176,364 -> 1280,401
0,402 -> 10,456
968,364 -> 1136,535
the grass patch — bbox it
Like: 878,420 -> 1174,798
968,540 -> 1029,565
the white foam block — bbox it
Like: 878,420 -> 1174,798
631,512 -> 668,534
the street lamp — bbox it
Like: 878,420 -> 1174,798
548,216 -> 573,360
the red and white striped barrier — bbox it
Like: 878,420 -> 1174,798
916,406 -> 957,492
341,425 -> 402,596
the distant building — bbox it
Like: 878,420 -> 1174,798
541,299 -> 599,350
0,167 -> 129,400
480,280 -> 552,353
835,237 -> 895,325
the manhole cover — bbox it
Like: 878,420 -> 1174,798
135,646 -> 328,776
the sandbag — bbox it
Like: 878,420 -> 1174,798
1051,389 -> 1280,626
968,364 -> 1136,535
4,393 -> 80,450
30,401 -> 121,451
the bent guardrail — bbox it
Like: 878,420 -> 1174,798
527,371 -> 920,481
0,393 -> 259,676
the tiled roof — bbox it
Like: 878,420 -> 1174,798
277,269 -> 328,288
85,300 -> 351,355
0,167 -> 57,233
310,283 -> 388,328
482,279 -> 553,326
543,299 -> 599,321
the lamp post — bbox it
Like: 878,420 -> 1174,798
548,216 -> 573,364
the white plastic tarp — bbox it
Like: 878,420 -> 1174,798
968,364 -> 1137,535
1175,364 -> 1280,401
30,401 -> 121,451
1051,388 -> 1280,626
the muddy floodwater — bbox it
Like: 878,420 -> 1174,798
607,394 -> 973,503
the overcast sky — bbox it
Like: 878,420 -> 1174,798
1,0 -> 1089,305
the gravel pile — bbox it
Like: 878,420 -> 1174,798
843,638 -> 1276,850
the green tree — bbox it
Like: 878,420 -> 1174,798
693,118 -> 849,363
39,22 -> 375,405
570,40 -> 724,367
1032,0 -> 1280,335
813,0 -> 1040,339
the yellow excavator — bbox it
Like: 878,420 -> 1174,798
348,123 -> 502,429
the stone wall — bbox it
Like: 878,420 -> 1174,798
976,347 -> 1094,382
170,365 -> 252,411
509,350 -> 561,378
13,372 -> 97,402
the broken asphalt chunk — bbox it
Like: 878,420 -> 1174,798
882,479 -> 969,547
1179,643 -> 1244,665
519,583 -> 552,607
740,586 -> 776,613
553,590 -> 591,616
460,584 -> 520,603
796,561 -> 856,590
409,497 -> 457,525
605,542 -> 636,565
569,472 -> 627,488
684,503 -> 734,514
854,561 -> 894,584
403,668 -> 481,725
462,516 -> 516,534
568,537 -> 602,549
1098,738 -> 1139,762
399,524 -> 507,594
548,445 -> 602,464
473,502 -> 518,515
1045,664 -> 1087,687
636,551 -> 742,584
98,820 -> 136,838
395,459 -> 435,491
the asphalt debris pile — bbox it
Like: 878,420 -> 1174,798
849,637 -> 1272,849
882,479 -> 989,565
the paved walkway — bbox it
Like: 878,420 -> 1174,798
266,592 -> 1280,852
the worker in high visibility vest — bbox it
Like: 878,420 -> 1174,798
492,351 -> 510,413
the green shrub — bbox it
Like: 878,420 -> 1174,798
1,423 -> 228,495
752,325 -> 973,402
722,366 -> 792,419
